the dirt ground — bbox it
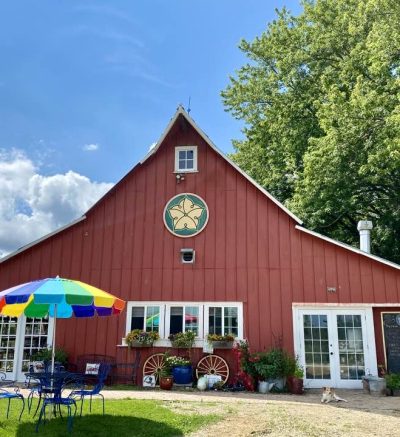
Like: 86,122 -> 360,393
100,389 -> 400,437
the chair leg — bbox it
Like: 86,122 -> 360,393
6,398 -> 11,419
100,393 -> 105,415
80,397 -> 84,417
33,393 -> 43,418
19,396 -> 25,421
36,403 -> 46,432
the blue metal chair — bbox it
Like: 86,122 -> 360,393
35,373 -> 78,433
0,372 -> 25,421
26,362 -> 65,416
69,363 -> 111,416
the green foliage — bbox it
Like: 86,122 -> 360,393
168,331 -> 196,348
164,355 -> 191,367
385,373 -> 400,390
206,333 -> 235,342
31,347 -> 68,365
222,0 -> 400,263
243,347 -> 292,380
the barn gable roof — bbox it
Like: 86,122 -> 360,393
1,106 -> 399,271
142,105 -> 303,224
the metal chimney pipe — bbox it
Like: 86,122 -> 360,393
357,220 -> 373,254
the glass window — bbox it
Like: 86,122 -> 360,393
175,147 -> 197,172
224,307 -> 238,336
169,306 -> 199,336
209,307 -> 222,335
131,306 -> 160,333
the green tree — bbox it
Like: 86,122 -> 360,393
222,0 -> 400,263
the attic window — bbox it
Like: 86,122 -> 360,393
175,146 -> 197,172
181,248 -> 195,264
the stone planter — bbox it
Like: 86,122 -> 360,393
159,376 -> 174,390
211,341 -> 234,349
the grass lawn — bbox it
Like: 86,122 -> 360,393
0,398 -> 220,437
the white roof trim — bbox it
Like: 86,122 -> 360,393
296,225 -> 400,271
141,105 -> 303,225
0,216 -> 86,264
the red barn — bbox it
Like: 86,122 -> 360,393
1,106 -> 399,389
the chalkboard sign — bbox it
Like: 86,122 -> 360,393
382,313 -> 400,373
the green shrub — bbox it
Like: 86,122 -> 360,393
385,373 -> 400,390
31,347 -> 68,365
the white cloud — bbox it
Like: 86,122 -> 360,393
0,150 -> 113,258
82,143 -> 99,152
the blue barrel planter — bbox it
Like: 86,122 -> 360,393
172,365 -> 192,384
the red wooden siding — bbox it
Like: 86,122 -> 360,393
0,114 -> 400,367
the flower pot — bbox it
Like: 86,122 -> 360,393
258,381 -> 271,394
211,341 -> 234,349
287,376 -> 304,395
159,376 -> 174,390
268,377 -> 286,390
172,365 -> 193,384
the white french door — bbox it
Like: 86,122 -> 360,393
0,316 -> 53,381
294,307 -> 377,389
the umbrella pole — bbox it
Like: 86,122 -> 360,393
51,304 -> 57,375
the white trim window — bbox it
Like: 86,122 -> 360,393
175,146 -> 198,172
124,302 -> 243,346
125,303 -> 165,338
204,305 -> 243,338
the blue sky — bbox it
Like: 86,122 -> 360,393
0,0 -> 301,257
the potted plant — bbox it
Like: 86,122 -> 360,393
206,333 -> 235,349
385,373 -> 400,396
286,356 -> 304,395
30,347 -> 69,369
168,331 -> 196,348
165,355 -> 192,385
159,358 -> 174,390
125,329 -> 160,348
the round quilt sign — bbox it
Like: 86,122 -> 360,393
164,193 -> 209,238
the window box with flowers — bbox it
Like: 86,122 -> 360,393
164,354 -> 192,385
206,333 -> 235,349
168,331 -> 196,348
124,329 -> 160,348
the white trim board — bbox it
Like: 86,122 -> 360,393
293,303 -> 400,308
296,225 -> 400,271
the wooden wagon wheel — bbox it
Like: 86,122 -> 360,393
195,354 -> 229,384
142,353 -> 165,385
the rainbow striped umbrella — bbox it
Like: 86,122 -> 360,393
0,277 -> 125,373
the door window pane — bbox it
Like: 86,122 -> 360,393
0,317 -> 18,373
303,314 -> 330,379
337,314 -> 365,380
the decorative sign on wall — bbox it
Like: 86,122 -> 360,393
382,313 -> 400,373
164,193 -> 209,238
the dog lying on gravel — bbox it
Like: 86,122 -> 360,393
321,387 -> 348,403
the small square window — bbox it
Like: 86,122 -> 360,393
175,146 -> 197,172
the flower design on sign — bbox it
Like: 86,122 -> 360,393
164,193 -> 208,237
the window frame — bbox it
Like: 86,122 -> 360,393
165,304 -> 203,339
123,301 -> 243,347
204,304 -> 243,339
174,146 -> 198,173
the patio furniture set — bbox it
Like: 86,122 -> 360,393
0,360 -> 111,433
